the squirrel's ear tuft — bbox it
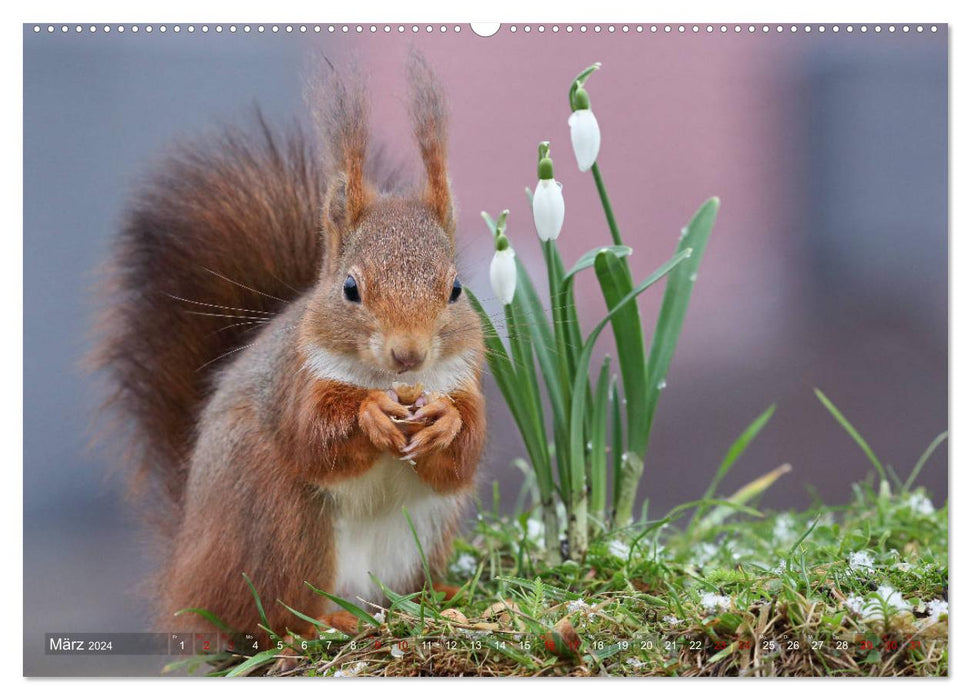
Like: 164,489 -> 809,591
408,51 -> 456,239
310,61 -> 375,268
322,171 -> 372,270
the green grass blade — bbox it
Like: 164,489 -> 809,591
690,404 -> 776,529
594,249 -> 648,457
224,648 -> 280,677
277,600 -> 327,632
644,197 -> 720,450
563,245 -> 632,282
904,430 -> 948,492
498,575 -> 582,602
173,608 -> 235,635
699,463 -> 792,529
304,582 -> 379,627
403,506 -> 435,595
814,388 -> 887,482
241,572 -> 277,640
369,574 -> 424,617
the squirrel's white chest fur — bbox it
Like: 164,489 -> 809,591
327,455 -> 462,606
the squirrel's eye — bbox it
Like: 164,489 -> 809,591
343,275 -> 361,303
449,278 -> 463,303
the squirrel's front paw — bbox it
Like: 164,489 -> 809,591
401,395 -> 461,460
359,390 -> 410,453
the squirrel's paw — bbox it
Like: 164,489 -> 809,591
401,396 -> 461,460
359,390 -> 410,453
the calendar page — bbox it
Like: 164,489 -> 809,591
21,18 -> 948,679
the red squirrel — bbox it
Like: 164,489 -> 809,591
96,54 -> 485,644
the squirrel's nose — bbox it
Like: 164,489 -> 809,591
391,347 -> 426,372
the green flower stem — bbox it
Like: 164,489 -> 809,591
591,163 -> 623,248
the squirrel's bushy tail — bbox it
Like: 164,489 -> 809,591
96,62 -> 425,537
96,116 -> 328,533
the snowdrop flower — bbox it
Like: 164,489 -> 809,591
568,88 -> 601,172
925,599 -> 948,622
849,551 -> 875,572
700,592 -> 732,614
489,233 -> 516,306
532,142 -> 565,241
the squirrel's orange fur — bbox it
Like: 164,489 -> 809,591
95,53 -> 485,645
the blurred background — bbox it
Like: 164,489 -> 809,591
23,24 -> 947,675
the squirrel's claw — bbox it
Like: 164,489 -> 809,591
359,390 -> 409,453
401,398 -> 461,460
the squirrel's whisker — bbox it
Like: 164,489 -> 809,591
166,293 -> 275,317
196,342 -> 257,372
201,265 -> 289,304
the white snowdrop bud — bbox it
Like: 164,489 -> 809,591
490,235 -> 517,305
568,88 -> 601,172
532,147 -> 565,241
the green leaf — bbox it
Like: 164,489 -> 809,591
814,388 -> 887,482
644,197 -> 720,448
564,245 -> 632,282
609,375 -> 624,520
594,249 -> 648,457
505,300 -> 553,496
515,257 -> 567,437
304,582 -> 379,627
467,290 -> 538,463
569,248 -> 693,502
589,356 -> 612,522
